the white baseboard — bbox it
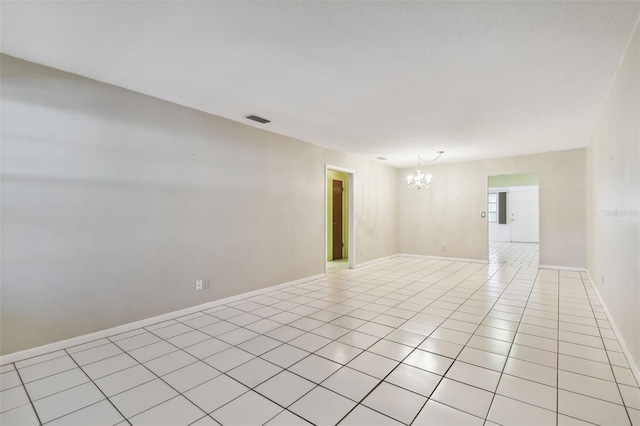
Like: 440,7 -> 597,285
539,265 -> 586,272
354,254 -> 401,269
585,271 -> 640,387
0,273 -> 325,366
399,253 -> 489,264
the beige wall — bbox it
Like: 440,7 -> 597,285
398,149 -> 586,267
586,23 -> 640,369
0,55 -> 399,355
326,170 -> 349,260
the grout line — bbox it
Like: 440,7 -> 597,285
577,273 -> 634,425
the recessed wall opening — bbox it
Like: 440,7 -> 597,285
325,166 -> 355,273
487,172 -> 540,267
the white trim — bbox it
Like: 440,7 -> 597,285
539,265 -> 586,272
586,271 -> 640,386
354,254 -> 401,269
399,254 -> 489,264
0,273 -> 325,366
325,165 -> 356,271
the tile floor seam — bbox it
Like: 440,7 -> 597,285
485,265 -> 546,424
12,363 -> 43,425
576,274 -> 635,425
63,347 -> 132,426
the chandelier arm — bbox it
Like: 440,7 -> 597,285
420,151 -> 444,163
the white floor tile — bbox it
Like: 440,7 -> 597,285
0,403 -> 40,426
488,394 -> 556,426
18,356 -> 77,383
114,332 -> 161,352
70,343 -> 124,366
183,338 -> 231,359
403,349 -> 453,375
129,395 -> 206,426
418,337 -> 464,358
365,339 -> 412,361
413,400 -> 484,426
217,328 -> 259,345
321,366 -> 380,401
430,377 -> 493,418
558,370 -> 622,404
497,374 -> 557,411
315,341 -> 363,364
184,374 -> 248,413
255,371 -> 315,407
237,335 -> 283,356
80,353 -> 138,380
466,334 -> 512,356
144,350 -> 197,376
227,357 -> 282,388
261,344 -> 309,369
289,386 -> 356,425
289,354 -> 341,384
620,384 -> 640,410
503,356 -> 557,387
24,368 -> 89,401
161,361 -> 220,393
264,409 -> 312,425
385,363 -> 441,397
128,341 -> 177,363
509,343 -> 557,368
266,326 -> 306,342
109,379 -> 177,418
347,351 -> 399,379
288,333 -> 332,353
211,391 -> 282,425
445,360 -> 500,392
340,404 -> 403,426
33,382 -> 104,423
362,381 -> 426,424
0,386 -> 31,413
337,331 -> 380,349
203,347 -> 254,372
167,330 -> 211,349
558,389 -> 631,425
94,364 -> 156,397
47,400 -> 124,426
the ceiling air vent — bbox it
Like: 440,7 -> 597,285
246,115 -> 270,124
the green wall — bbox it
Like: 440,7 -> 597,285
488,172 -> 539,188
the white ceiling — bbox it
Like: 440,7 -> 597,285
2,1 -> 639,167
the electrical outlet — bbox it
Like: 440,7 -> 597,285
481,211 -> 486,218
205,279 -> 211,289
195,279 -> 203,291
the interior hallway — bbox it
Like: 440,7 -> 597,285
1,256 -> 638,425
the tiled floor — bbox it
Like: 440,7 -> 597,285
1,256 -> 638,425
489,242 -> 539,267
327,259 -> 349,273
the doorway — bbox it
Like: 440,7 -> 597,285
487,173 -> 539,266
326,166 -> 355,272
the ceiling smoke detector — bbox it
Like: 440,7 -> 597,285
246,115 -> 270,124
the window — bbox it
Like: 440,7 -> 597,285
488,193 -> 497,222
488,192 -> 508,224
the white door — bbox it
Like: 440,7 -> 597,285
509,189 -> 539,242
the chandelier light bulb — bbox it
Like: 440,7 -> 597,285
407,152 -> 443,190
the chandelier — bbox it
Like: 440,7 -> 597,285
407,151 -> 444,190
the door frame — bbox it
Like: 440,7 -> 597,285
325,165 -> 356,272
